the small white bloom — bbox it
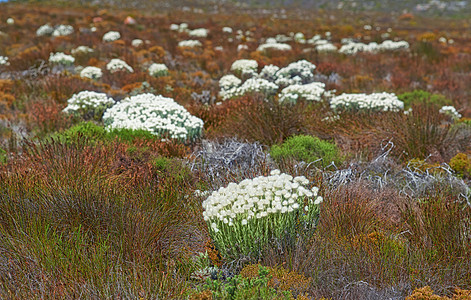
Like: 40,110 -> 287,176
131,39 -> 144,47
314,196 -> 323,205
102,31 -> 121,42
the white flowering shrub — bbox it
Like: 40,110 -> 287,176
52,25 -> 74,37
339,40 -> 409,55
178,40 -> 202,48
276,34 -> 293,43
0,56 -> 9,66
103,93 -> 204,141
222,26 -> 233,33
237,78 -> 279,97
170,23 -> 189,33
219,59 -> 325,102
202,169 -> 323,259
379,40 -> 410,51
71,46 -> 94,55
219,77 -> 278,101
106,59 -> 133,73
258,65 -> 280,82
148,63 -> 169,77
80,66 -> 103,79
439,105 -> 462,120
36,24 -> 54,36
49,52 -> 75,66
316,42 -> 338,53
102,31 -> 121,42
230,59 -> 258,77
257,41 -> 292,52
189,28 -> 209,38
131,39 -> 144,47
6,18 -> 14,25
294,32 -> 306,43
63,91 -> 115,120
330,92 -> 404,112
274,60 -> 317,87
278,82 -> 332,104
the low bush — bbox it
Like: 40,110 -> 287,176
270,135 -> 343,169
190,265 -> 300,300
449,153 -> 471,178
398,90 -> 452,110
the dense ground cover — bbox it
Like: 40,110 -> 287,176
0,1 -> 470,299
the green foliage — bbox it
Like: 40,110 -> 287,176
50,121 -> 106,144
270,135 -> 343,168
191,265 -> 294,300
49,121 -> 160,145
152,156 -> 192,184
449,153 -> 471,178
108,127 -> 157,143
398,90 -> 452,110
0,147 -> 7,165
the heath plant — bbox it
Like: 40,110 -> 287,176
103,93 -> 204,142
202,169 -> 323,261
62,91 -> 115,121
270,135 -> 343,169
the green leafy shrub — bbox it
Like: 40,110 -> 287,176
398,90 -> 452,110
270,135 -> 342,168
50,121 -> 106,144
449,153 -> 471,178
0,147 -> 7,165
49,121 -> 160,145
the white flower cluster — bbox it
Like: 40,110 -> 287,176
49,52 -> 75,66
276,34 -> 293,43
222,26 -> 233,33
7,18 -> 14,25
219,75 -> 242,91
189,28 -> 209,38
274,60 -> 317,87
36,24 -> 54,36
219,60 -> 322,102
219,77 -> 278,101
170,23 -> 189,33
230,59 -> 258,77
52,25 -> 74,37
339,40 -> 409,55
71,46 -> 94,55
258,65 -> 280,82
278,82 -> 332,104
0,56 -> 9,66
316,42 -> 338,53
131,39 -> 144,47
106,59 -> 133,73
63,91 -> 115,119
330,92 -> 404,112
102,31 -> 121,42
103,93 -> 204,141
380,40 -> 410,51
202,169 -> 323,232
148,63 -> 169,77
439,105 -> 462,120
294,32 -> 306,43
257,40 -> 292,52
178,40 -> 202,48
80,66 -> 103,79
